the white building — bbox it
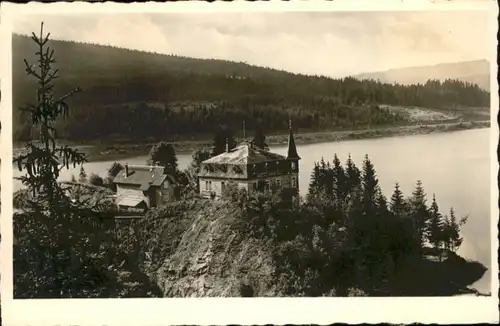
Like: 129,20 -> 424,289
198,125 -> 300,198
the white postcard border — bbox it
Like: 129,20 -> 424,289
1,1 -> 498,325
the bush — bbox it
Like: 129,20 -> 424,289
89,173 -> 104,187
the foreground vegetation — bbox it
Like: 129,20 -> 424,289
13,24 -> 487,299
13,153 -> 488,297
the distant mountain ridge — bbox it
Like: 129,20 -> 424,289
355,60 -> 490,91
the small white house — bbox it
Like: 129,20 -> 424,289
113,165 -> 176,212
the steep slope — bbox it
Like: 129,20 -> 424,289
120,196 -> 487,297
355,60 -> 490,90
131,199 -> 276,297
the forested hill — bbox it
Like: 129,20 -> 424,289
355,60 -> 490,91
12,34 -> 490,143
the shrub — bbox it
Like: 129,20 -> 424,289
89,173 -> 104,187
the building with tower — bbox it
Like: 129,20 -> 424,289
198,121 -> 300,198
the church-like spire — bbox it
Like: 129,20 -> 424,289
286,119 -> 300,160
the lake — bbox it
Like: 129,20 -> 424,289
12,128 -> 492,293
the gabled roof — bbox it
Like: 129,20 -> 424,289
113,165 -> 174,191
202,143 -> 287,165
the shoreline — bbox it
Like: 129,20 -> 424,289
13,120 -> 490,163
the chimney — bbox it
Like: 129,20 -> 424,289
125,164 -> 129,177
225,138 -> 229,153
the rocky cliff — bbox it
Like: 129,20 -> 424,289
133,199 -> 277,297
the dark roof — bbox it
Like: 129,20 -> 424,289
286,129 -> 300,160
113,165 -> 174,191
202,142 -> 287,165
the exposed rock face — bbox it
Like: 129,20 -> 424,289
139,199 -> 277,297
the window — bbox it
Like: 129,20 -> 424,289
292,177 -> 296,188
221,182 -> 226,193
291,162 -> 296,171
205,181 -> 209,191
276,180 -> 281,189
209,181 -> 212,191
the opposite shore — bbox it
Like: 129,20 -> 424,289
13,120 -> 490,163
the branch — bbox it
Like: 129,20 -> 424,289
57,87 -> 83,104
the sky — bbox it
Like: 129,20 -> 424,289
12,10 -> 493,77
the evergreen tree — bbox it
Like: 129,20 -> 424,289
409,180 -> 430,250
148,141 -> 178,176
321,158 -> 334,199
212,125 -> 237,156
13,23 -> 113,298
361,155 -> 380,215
345,154 -> 361,194
307,163 -> 322,200
448,207 -> 467,253
389,183 -> 406,217
332,154 -> 347,203
442,214 -> 452,251
79,165 -> 87,183
251,128 -> 269,151
375,189 -> 389,216
428,194 -> 444,257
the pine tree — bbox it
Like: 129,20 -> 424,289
332,154 -> 347,203
448,207 -> 467,253
322,159 -> 334,198
361,155 -> 380,215
79,165 -> 87,183
409,180 -> 430,250
251,128 -> 269,151
442,214 -> 452,251
345,154 -> 361,194
307,163 -> 322,200
375,189 -> 389,216
12,23 -> 112,298
428,194 -> 444,258
389,183 -> 406,217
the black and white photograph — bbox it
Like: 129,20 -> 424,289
1,1 -> 498,325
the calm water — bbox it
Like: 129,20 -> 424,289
12,128 -> 493,293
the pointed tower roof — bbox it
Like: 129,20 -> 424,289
287,119 -> 300,160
